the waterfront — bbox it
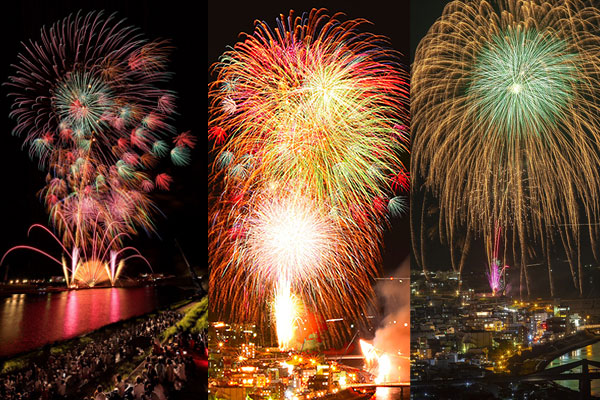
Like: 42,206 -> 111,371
547,341 -> 600,396
0,286 -> 187,357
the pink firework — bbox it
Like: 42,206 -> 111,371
487,224 -> 509,296
2,10 -> 193,286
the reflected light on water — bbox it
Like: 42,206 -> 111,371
0,287 -> 162,357
64,291 -> 79,337
0,294 -> 26,353
110,287 -> 120,323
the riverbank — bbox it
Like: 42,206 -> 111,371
0,295 -> 205,399
0,295 -> 195,375
0,284 -> 199,357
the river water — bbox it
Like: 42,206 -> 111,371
546,341 -> 600,395
0,286 -> 184,358
374,387 -> 409,399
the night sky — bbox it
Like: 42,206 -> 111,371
410,0 -> 450,63
208,1 -> 411,277
0,1 -> 201,281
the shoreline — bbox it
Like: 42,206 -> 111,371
0,276 -> 196,297
0,296 -> 206,398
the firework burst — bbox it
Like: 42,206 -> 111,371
486,224 -> 509,296
3,11 -> 191,284
208,8 -> 409,346
412,0 -> 600,296
210,184 -> 383,346
208,8 -> 408,217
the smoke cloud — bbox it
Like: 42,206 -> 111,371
371,256 -> 410,382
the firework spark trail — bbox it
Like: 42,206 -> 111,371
210,185 -> 383,345
208,9 -> 409,346
2,11 -> 191,286
208,8 -> 409,217
273,279 -> 301,351
412,0 -> 600,297
486,224 -> 509,295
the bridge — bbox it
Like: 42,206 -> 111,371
579,325 -> 600,331
325,355 -> 365,360
508,329 -> 600,374
530,359 -> 600,399
349,382 -> 410,389
412,359 -> 600,400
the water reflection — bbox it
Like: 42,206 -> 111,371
110,286 -> 120,323
374,387 -> 409,399
0,287 -> 164,357
0,294 -> 26,354
547,342 -> 600,396
64,290 -> 79,337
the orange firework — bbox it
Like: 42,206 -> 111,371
208,9 -> 409,347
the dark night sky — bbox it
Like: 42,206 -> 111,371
409,0 -> 457,272
208,1 -> 412,277
410,0 -> 451,63
0,1 -> 201,281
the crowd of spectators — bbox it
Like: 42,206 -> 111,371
0,309 -> 206,400
95,328 -> 207,400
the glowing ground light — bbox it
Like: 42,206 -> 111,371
71,260 -> 109,288
360,339 -> 378,365
359,339 -> 392,383
376,353 -> 392,384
